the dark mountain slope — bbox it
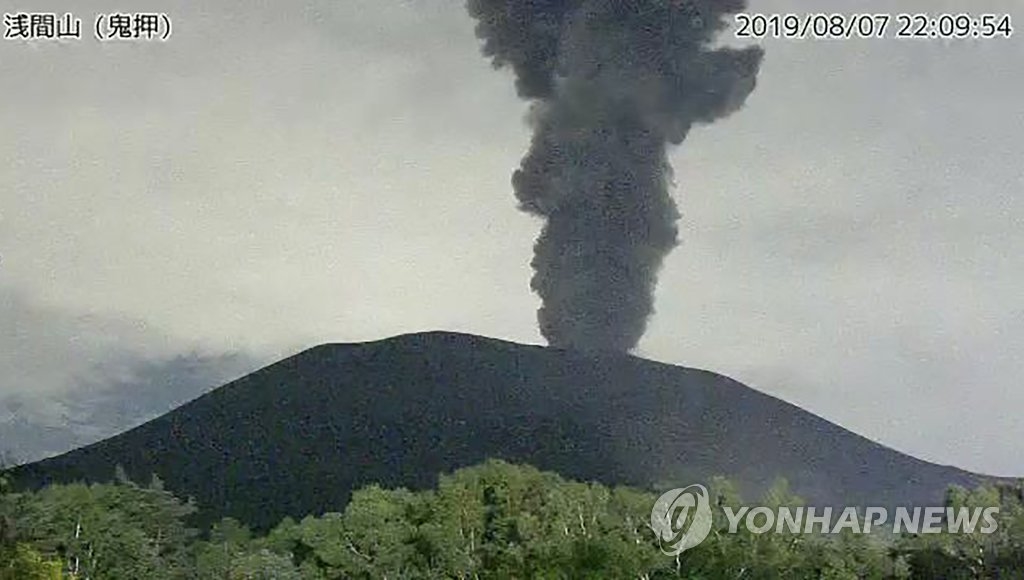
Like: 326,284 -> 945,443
9,332 -> 995,531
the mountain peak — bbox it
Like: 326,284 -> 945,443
10,332 -> 994,531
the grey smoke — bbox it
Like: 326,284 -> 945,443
467,0 -> 763,351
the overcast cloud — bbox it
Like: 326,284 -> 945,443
1,0 -> 1022,475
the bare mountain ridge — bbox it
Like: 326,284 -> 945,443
9,331 -> 996,531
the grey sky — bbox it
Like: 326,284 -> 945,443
1,0 -> 1022,475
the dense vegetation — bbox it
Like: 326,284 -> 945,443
2,460 -> 1022,579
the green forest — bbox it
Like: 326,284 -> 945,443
2,460 -> 1023,579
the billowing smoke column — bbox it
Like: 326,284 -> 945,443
467,0 -> 763,352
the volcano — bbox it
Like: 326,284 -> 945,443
8,332 -> 997,531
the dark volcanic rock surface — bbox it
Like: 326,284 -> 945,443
10,332 -> 990,531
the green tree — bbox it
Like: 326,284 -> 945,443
896,481 -> 1024,578
3,476 -> 197,579
7,457 -> 1021,578
0,470 -> 65,580
266,460 -> 675,578
0,543 -> 65,580
227,548 -> 303,580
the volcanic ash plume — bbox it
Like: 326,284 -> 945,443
468,0 -> 763,352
